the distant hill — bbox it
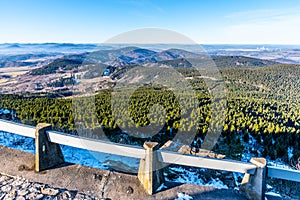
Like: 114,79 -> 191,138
7,44 -> 22,48
28,47 -> 280,76
89,47 -> 200,66
88,46 -> 138,64
212,56 -> 278,68
160,48 -> 199,59
155,58 -> 193,68
143,55 -> 278,69
0,53 -> 60,68
28,47 -> 190,75
30,58 -> 83,75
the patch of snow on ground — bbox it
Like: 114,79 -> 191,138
266,184 -> 273,189
156,183 -> 167,192
0,131 -> 35,153
265,191 -> 281,197
206,178 -> 228,189
166,167 -> 228,189
0,131 -> 140,171
166,167 -> 205,185
175,192 -> 193,200
0,109 -> 10,115
288,146 -> 294,161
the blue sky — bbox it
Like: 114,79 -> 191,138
1,0 -> 300,44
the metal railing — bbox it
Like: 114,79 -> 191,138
0,119 -> 299,199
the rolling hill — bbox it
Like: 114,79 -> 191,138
28,47 -> 280,77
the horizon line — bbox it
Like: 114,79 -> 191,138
1,42 -> 300,46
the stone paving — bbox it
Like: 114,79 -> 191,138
0,174 -> 97,200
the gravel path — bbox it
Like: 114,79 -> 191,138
0,173 -> 97,200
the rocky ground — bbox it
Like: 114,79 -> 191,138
0,145 -> 248,200
0,139 -> 297,200
0,174 -> 97,200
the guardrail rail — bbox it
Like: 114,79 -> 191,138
0,119 -> 299,199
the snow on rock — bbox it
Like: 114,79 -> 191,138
165,167 -> 205,185
156,183 -> 167,192
265,191 -> 281,197
233,172 -> 243,187
175,192 -> 193,200
266,184 -> 273,190
165,167 -> 228,189
206,178 -> 228,189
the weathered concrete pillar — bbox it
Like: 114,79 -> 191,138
240,158 -> 267,200
35,123 -> 65,172
138,142 -> 164,195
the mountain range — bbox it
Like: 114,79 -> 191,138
29,47 -> 279,76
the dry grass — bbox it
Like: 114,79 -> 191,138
0,66 -> 38,77
0,79 -> 7,84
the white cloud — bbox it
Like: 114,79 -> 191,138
200,7 -> 300,44
223,14 -> 300,44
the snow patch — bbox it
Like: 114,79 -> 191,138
0,131 -> 140,171
266,184 -> 273,190
232,172 -> 243,187
175,192 -> 193,200
0,108 -> 10,115
206,178 -> 228,189
166,167 -> 228,189
156,183 -> 167,192
166,167 -> 205,185
288,146 -> 294,160
265,191 -> 281,197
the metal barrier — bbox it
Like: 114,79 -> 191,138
0,119 -> 299,199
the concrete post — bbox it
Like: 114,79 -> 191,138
138,142 -> 164,195
35,123 -> 65,172
240,158 -> 267,200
